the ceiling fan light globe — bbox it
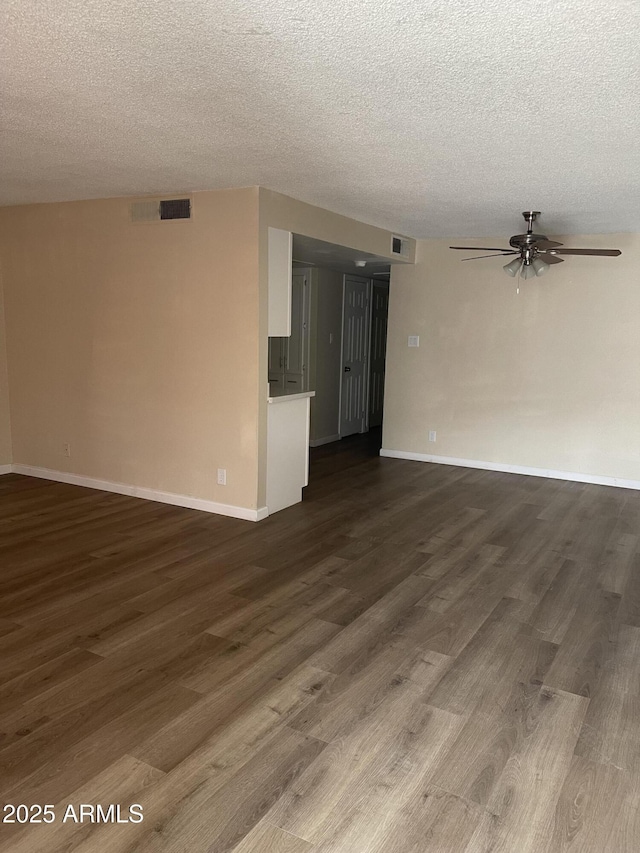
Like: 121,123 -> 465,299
532,257 -> 550,276
503,258 -> 522,277
521,263 -> 536,280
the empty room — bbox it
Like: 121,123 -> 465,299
1,1 -> 639,851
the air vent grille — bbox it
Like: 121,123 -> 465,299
391,235 -> 408,257
130,201 -> 160,222
130,197 -> 192,223
160,198 -> 191,220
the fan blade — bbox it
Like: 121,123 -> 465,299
548,248 -> 621,256
534,239 -> 563,249
450,246 -> 512,252
539,254 -> 565,264
461,252 -> 519,261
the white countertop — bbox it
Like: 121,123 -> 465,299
268,390 -> 315,404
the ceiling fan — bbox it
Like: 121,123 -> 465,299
450,211 -> 622,279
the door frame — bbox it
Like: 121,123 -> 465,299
368,278 -> 390,429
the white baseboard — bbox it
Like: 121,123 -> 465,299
0,464 -> 12,475
309,434 -> 340,448
9,464 -> 266,521
379,449 -> 640,492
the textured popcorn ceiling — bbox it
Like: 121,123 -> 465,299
1,0 -> 639,237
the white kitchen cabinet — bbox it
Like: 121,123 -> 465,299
268,227 -> 293,336
266,391 -> 315,514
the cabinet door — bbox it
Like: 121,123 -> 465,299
268,228 -> 293,336
283,373 -> 303,392
269,374 -> 285,393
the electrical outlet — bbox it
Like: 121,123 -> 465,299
408,335 -> 420,347
428,430 -> 437,442
64,443 -> 71,457
217,468 -> 227,486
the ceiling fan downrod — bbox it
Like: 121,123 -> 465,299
522,210 -> 540,234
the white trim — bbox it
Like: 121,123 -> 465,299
268,390 -> 315,404
0,464 -> 12,475
9,464 -> 266,521
309,434 -> 340,448
379,449 -> 640,492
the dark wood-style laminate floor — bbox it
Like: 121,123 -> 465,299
0,437 -> 639,852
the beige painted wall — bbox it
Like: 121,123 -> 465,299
259,189 -> 415,262
0,276 -> 12,465
383,234 -> 640,483
309,267 -> 343,443
257,188 -> 414,503
0,187 -> 261,508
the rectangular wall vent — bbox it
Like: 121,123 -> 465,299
160,198 -> 191,220
130,200 -> 161,222
130,198 -> 192,223
391,235 -> 409,257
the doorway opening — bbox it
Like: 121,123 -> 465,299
339,273 -> 390,439
270,235 -> 396,484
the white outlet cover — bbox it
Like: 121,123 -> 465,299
408,335 -> 420,347
429,430 -> 437,442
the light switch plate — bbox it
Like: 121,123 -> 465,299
408,335 -> 420,347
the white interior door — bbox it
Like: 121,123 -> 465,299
368,281 -> 389,428
340,276 -> 371,437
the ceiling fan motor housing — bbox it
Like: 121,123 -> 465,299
509,210 -> 545,253
509,232 -> 548,250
